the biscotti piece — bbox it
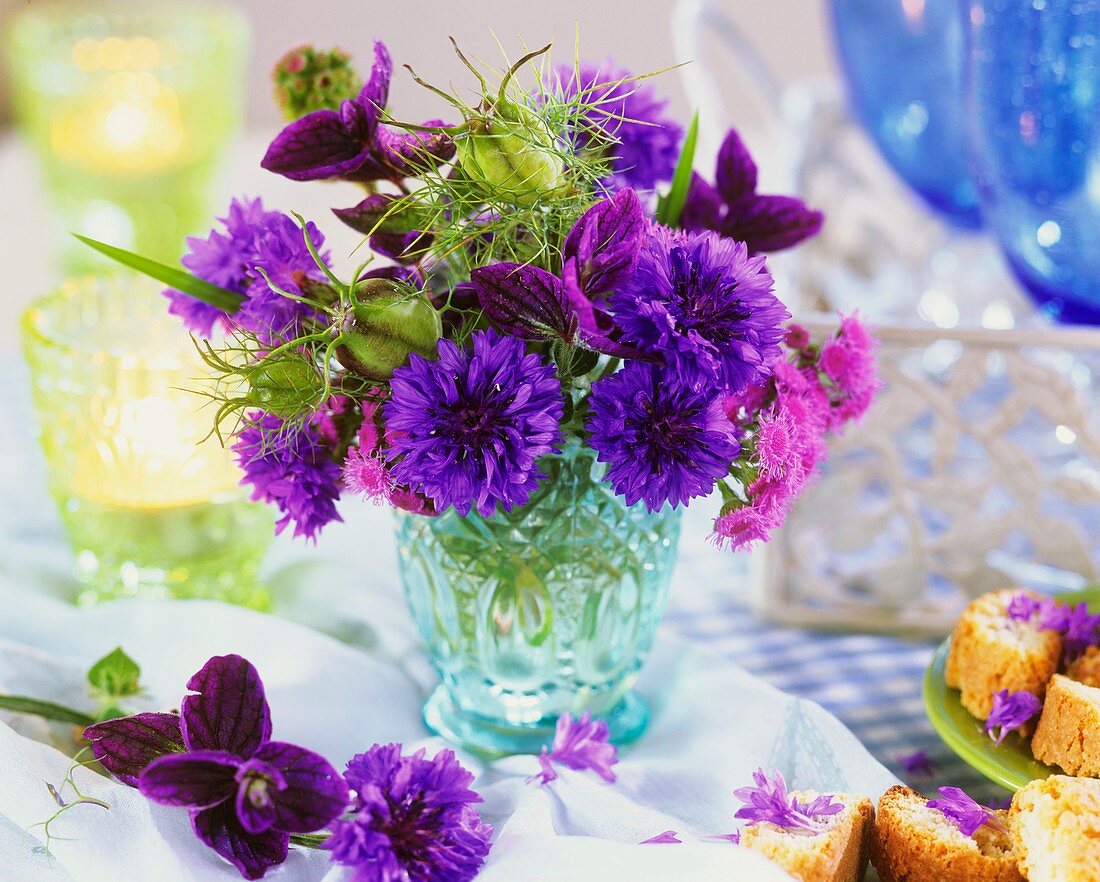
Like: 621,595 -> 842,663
738,791 -> 873,882
944,589 -> 1062,721
1066,645 -> 1100,687
1011,776 -> 1100,882
870,785 -> 1023,882
1031,674 -> 1100,776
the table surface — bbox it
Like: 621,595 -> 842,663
0,131 -> 1005,805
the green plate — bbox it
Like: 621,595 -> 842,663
923,587 -> 1100,791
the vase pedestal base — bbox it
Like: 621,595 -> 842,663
422,685 -> 649,759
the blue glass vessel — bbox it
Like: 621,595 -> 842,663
831,0 -> 982,226
395,442 -> 682,757
965,0 -> 1100,322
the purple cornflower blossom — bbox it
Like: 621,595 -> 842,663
385,330 -> 564,517
1006,592 -> 1044,623
680,128 -> 823,254
986,795 -> 1013,811
611,228 -> 789,393
926,786 -> 998,837
733,769 -> 844,833
263,40 -> 454,183
529,711 -> 619,786
1047,601 -> 1100,663
324,743 -> 492,882
86,656 -> 348,880
587,361 -> 742,512
233,411 -> 343,542
640,831 -> 682,845
896,750 -> 937,777
985,690 -> 1043,746
555,61 -> 682,192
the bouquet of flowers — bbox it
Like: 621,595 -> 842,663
88,38 -> 877,550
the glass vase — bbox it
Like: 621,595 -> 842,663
21,276 -> 274,607
395,443 -> 683,757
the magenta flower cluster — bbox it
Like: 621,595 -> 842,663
157,35 -> 876,548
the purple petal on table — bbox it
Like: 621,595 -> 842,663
261,109 -> 368,181
722,195 -> 824,254
84,712 -> 185,786
547,711 -> 618,783
471,263 -> 575,342
679,173 -> 725,234
181,655 -> 272,758
192,800 -> 290,881
255,741 -> 350,833
640,830 -> 682,844
139,750 -> 240,809
562,189 -> 645,296
715,128 -> 759,204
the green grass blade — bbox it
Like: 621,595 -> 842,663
73,234 -> 244,313
656,110 -> 699,228
0,695 -> 95,727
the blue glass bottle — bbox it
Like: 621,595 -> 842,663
831,0 -> 983,226
965,0 -> 1100,322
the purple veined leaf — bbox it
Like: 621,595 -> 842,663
561,188 -> 645,296
261,108 -> 370,181
715,128 -> 759,204
370,230 -> 433,264
562,259 -> 650,360
139,750 -> 240,809
723,195 -> 824,254
679,173 -> 726,234
360,40 -> 393,115
254,741 -> 349,834
84,712 -> 185,786
332,193 -> 403,235
471,263 -> 575,342
192,800 -> 290,881
180,655 -> 272,758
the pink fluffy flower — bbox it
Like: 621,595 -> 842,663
342,446 -> 394,504
711,502 -> 778,551
820,313 -> 879,426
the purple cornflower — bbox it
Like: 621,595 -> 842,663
587,361 -> 742,513
640,831 -> 681,845
263,40 -> 453,183
680,128 -> 823,254
555,61 -> 682,192
385,330 -> 564,517
233,412 -> 343,542
1048,602 -> 1100,663
985,690 -> 1043,746
529,711 -> 619,786
733,768 -> 844,833
1006,592 -> 1044,623
86,656 -> 348,880
897,750 -> 937,777
324,743 -> 492,882
611,228 -> 789,393
926,786 -> 997,837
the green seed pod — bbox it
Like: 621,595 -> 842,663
247,357 -> 326,418
455,98 -> 568,205
335,279 -> 443,381
272,45 -> 360,121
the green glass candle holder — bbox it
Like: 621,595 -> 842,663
4,1 -> 249,274
21,277 -> 274,607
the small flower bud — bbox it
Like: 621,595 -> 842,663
455,98 -> 568,205
247,357 -> 326,418
335,279 -> 443,381
272,45 -> 360,121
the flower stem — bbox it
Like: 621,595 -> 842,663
0,695 -> 95,727
289,832 -> 330,849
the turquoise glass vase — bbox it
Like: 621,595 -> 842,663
395,443 -> 682,757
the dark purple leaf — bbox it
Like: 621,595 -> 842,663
471,263 -> 575,342
180,655 -> 271,758
360,40 -> 393,115
715,128 -> 758,204
679,173 -> 725,234
723,195 -> 824,254
370,230 -> 433,263
561,189 -> 645,296
255,741 -> 349,833
192,800 -> 290,881
561,259 -> 648,359
139,750 -> 239,809
332,194 -> 403,235
261,109 -> 368,181
84,712 -> 185,786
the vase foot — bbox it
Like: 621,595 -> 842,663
421,685 -> 649,759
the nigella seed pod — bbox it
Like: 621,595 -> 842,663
247,358 -> 326,418
272,45 -> 360,121
455,98 -> 568,205
335,278 -> 443,380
